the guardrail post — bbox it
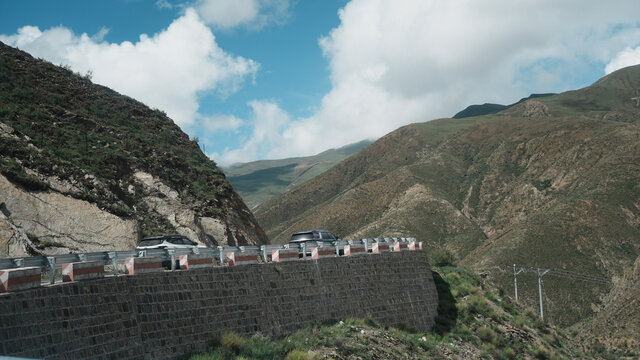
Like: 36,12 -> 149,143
334,242 -> 339,255
168,250 -> 176,271
46,256 -> 55,284
13,258 -> 23,268
362,239 -> 368,253
108,252 -> 118,276
217,246 -> 223,265
301,243 -> 306,259
78,253 -> 87,262
260,245 -> 267,263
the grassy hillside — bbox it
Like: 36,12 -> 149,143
190,266 -> 620,359
255,65 -> 640,348
224,140 -> 372,209
0,42 -> 268,249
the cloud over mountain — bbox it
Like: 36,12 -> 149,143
215,0 -> 640,164
3,0 -> 640,166
606,46 -> 640,74
0,8 -> 258,128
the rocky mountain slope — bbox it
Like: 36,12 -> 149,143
224,140 -> 372,209
0,42 -> 268,257
255,65 -> 640,350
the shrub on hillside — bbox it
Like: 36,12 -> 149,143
429,248 -> 457,267
220,333 -> 246,354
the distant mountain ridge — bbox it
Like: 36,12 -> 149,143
453,93 -> 555,118
224,140 -> 372,209
255,65 -> 640,351
0,42 -> 267,257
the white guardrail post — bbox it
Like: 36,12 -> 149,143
168,250 -> 176,271
108,252 -> 118,276
46,256 -> 55,284
260,246 -> 267,263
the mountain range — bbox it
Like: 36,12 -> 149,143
254,65 -> 640,351
2,39 -> 639,353
224,140 -> 372,209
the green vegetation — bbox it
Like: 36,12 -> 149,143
189,267 -> 608,359
532,179 -> 552,191
0,157 -> 49,191
429,248 -> 457,267
0,42 -> 237,235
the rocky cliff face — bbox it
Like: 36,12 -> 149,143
0,42 -> 268,257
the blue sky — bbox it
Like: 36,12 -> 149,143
2,0 -> 640,166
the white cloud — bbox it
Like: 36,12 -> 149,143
605,46 -> 640,74
0,8 -> 258,127
202,114 -> 244,133
213,100 -> 290,166
195,0 -> 291,30
155,0 -> 174,10
219,0 -> 640,161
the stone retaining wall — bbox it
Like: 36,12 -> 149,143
0,251 -> 438,359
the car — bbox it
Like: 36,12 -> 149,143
289,230 -> 340,244
136,234 -> 205,250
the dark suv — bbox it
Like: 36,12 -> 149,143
289,230 -> 339,244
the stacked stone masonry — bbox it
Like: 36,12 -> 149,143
0,251 -> 438,360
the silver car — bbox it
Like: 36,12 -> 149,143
136,234 -> 205,250
289,230 -> 339,244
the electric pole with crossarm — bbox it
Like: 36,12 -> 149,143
533,267 -> 551,320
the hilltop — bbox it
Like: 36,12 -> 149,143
224,140 -> 372,209
453,93 -> 555,119
255,65 -> 640,351
0,42 -> 268,257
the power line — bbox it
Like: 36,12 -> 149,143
455,265 -> 640,290
464,264 -> 640,320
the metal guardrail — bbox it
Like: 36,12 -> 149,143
0,237 -> 417,285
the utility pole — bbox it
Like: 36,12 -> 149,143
533,267 -> 551,320
512,264 -> 524,302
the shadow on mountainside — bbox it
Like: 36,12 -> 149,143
432,271 -> 457,335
